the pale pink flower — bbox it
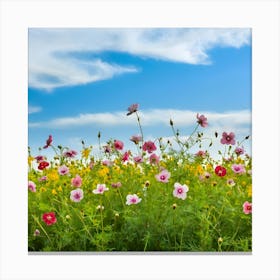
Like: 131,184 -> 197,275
126,194 -> 142,205
28,181 -> 36,192
173,182 -> 189,200
231,164 -> 246,174
130,135 -> 142,144
149,154 -> 160,165
143,141 -> 157,154
195,150 -> 206,158
134,155 -> 144,163
243,201 -> 252,214
127,103 -> 139,116
227,178 -> 236,187
38,176 -> 47,182
220,132 -> 236,145
102,160 -> 114,166
196,113 -> 208,128
70,189 -> 84,202
111,182 -> 122,188
63,149 -> 78,158
155,169 -> 171,183
71,175 -> 82,188
58,165 -> 69,175
199,172 -> 211,181
92,184 -> 109,194
114,140 -> 124,150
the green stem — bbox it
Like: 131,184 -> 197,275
135,111 -> 144,145
32,215 -> 52,244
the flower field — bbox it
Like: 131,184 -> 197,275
28,104 -> 252,252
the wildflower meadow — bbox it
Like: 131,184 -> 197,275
28,104 -> 252,252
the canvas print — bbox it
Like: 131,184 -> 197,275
28,28 -> 252,252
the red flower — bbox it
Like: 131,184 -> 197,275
38,161 -> 49,170
142,141 -> 157,154
215,166 -> 227,177
43,135 -> 53,149
42,212 -> 57,226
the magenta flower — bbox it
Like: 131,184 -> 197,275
220,132 -> 236,145
35,155 -> 45,163
122,151 -> 130,162
143,141 -> 157,154
126,194 -> 142,205
114,140 -> 124,151
231,164 -> 246,174
92,184 -> 109,194
173,182 -> 189,200
196,113 -> 208,128
127,103 -> 139,116
102,160 -> 114,166
71,175 -> 82,188
155,169 -> 171,183
28,181 -> 36,192
130,135 -> 142,144
70,189 -> 84,203
243,201 -> 252,214
235,146 -> 245,155
63,149 -> 78,158
43,135 -> 53,149
134,155 -> 144,163
195,150 -> 206,158
149,153 -> 160,165
58,165 -> 69,175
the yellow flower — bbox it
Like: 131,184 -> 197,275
52,189 -> 57,195
28,156 -> 34,166
47,169 -> 59,182
57,186 -> 63,192
98,166 -> 109,177
81,148 -> 91,159
247,185 -> 252,197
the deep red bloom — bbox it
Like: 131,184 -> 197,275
43,135 -> 53,149
122,151 -> 130,162
38,161 -> 49,170
215,165 -> 227,177
42,212 -> 57,226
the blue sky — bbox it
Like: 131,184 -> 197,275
28,28 -> 251,158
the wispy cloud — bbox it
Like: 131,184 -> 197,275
29,28 -> 251,90
28,105 -> 42,114
29,109 -> 251,129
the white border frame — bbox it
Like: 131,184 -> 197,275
1,0 -> 279,279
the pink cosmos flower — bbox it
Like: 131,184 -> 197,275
195,150 -> 206,158
126,194 -> 142,205
43,135 -> 53,149
149,153 -> 160,165
70,189 -> 84,202
235,146 -> 245,155
130,135 -> 142,144
63,149 -> 78,158
227,178 -> 236,187
134,155 -> 144,163
114,140 -> 124,150
102,160 -> 114,166
127,103 -> 139,116
220,132 -> 236,145
143,141 -> 157,154
92,184 -> 109,194
196,113 -> 208,128
33,229 -> 40,236
155,169 -> 171,183
122,151 -> 130,162
111,182 -> 122,188
71,175 -> 82,188
28,181 -> 36,192
58,165 -> 69,175
38,176 -> 47,182
231,164 -> 246,174
243,201 -> 252,214
173,182 -> 189,200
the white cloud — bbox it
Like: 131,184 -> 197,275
29,108 -> 251,129
29,28 -> 251,90
28,105 -> 42,114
